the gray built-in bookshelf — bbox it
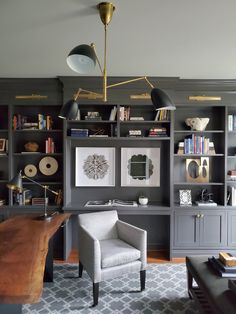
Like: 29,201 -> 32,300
0,77 -> 236,259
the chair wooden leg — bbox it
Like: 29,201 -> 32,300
79,261 -> 83,278
93,282 -> 99,307
140,270 -> 146,291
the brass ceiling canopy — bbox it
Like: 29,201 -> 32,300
98,2 -> 115,25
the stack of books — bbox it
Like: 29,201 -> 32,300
148,127 -> 167,137
85,112 -> 102,120
127,130 -> 142,137
68,128 -> 89,137
208,255 -> 236,277
228,170 -> 236,181
32,197 -> 48,206
0,199 -> 5,206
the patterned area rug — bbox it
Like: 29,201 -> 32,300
23,263 -> 198,313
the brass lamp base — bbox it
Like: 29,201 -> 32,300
36,212 -> 56,221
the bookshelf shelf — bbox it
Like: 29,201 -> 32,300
120,120 -> 170,124
13,153 -> 63,156
174,182 -> 224,186
174,130 -> 224,134
68,120 -> 117,124
13,129 -> 62,133
174,154 -> 224,157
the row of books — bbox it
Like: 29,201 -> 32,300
13,189 -> 33,205
12,114 -> 53,130
228,115 -> 236,131
45,137 -> 55,153
154,110 -> 170,121
119,106 -> 131,121
181,135 -> 215,154
38,114 -> 53,130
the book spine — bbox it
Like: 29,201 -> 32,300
228,115 -> 233,131
233,115 -> 236,131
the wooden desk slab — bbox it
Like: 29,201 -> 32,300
0,213 -> 70,304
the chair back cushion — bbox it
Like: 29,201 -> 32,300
78,210 -> 118,240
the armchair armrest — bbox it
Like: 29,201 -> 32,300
78,225 -> 101,282
116,220 -> 147,269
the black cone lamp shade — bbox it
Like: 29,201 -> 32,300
7,171 -> 23,191
151,88 -> 176,111
67,44 -> 96,74
58,99 -> 78,120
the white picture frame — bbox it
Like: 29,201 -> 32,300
179,190 -> 192,206
75,147 -> 115,187
121,147 -> 160,187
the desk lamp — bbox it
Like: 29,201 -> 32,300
7,170 -> 59,221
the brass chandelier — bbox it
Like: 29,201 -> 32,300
59,2 -> 175,119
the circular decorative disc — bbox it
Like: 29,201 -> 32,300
24,164 -> 37,177
39,157 -> 58,176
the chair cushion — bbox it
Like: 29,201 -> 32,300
100,239 -> 141,268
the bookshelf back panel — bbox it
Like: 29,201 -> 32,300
175,106 -> 225,131
68,139 -> 170,206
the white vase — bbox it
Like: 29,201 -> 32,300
138,196 -> 148,205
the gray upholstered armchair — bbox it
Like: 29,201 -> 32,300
78,210 -> 147,306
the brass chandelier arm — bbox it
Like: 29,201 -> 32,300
91,43 -> 103,75
74,88 -> 103,100
107,76 -> 154,89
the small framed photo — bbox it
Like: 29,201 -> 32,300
0,139 -> 6,152
75,147 -> 115,187
179,190 -> 192,206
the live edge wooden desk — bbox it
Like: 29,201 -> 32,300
0,213 -> 70,314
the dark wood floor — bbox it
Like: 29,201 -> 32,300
55,249 -> 185,264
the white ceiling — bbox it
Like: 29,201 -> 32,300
1,0 -> 236,79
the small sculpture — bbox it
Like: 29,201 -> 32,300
185,117 -> 209,131
24,142 -> 39,152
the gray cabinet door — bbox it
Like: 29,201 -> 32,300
228,211 -> 236,247
174,211 -> 199,247
199,211 -> 227,247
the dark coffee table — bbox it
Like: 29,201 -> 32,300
186,256 -> 236,314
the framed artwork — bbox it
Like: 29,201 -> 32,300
121,147 -> 160,187
75,147 -> 115,187
179,190 -> 192,206
0,139 -> 6,152
186,157 -> 209,183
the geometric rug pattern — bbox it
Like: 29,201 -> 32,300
23,263 -> 198,313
